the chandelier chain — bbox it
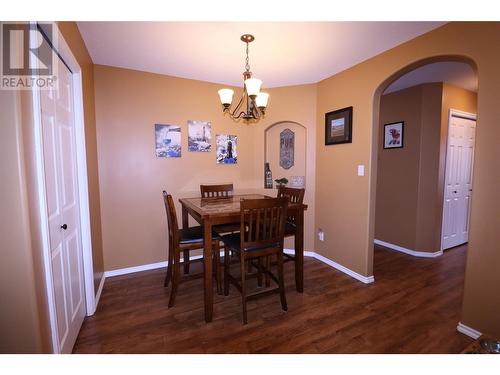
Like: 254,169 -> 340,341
245,42 -> 250,72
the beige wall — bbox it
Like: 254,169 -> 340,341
93,66 -> 317,271
315,22 -> 500,336
0,89 -> 43,353
376,84 -> 426,250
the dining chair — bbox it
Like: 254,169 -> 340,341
258,186 -> 306,287
221,197 -> 288,324
162,191 -> 222,307
200,183 -> 240,238
200,183 -> 234,198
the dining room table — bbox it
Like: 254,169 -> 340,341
179,193 -> 308,322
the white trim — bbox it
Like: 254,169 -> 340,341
105,261 -> 167,278
94,275 -> 106,308
29,22 -> 95,353
457,322 -> 482,339
374,239 -> 443,258
286,249 -> 375,284
104,255 -> 204,278
105,250 -> 375,284
440,108 -> 477,251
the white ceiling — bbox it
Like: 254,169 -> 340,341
77,22 -> 446,88
384,61 -> 477,94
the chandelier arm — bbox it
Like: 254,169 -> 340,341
229,94 -> 245,118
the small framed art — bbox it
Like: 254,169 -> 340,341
383,121 -> 404,149
325,106 -> 353,145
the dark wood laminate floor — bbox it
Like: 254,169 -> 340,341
73,244 -> 473,353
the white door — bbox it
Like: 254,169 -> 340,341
40,55 -> 86,353
441,111 -> 476,250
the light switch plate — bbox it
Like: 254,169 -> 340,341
357,165 -> 365,176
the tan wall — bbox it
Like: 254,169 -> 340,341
0,89 -> 43,353
376,82 -> 444,252
93,66 -> 316,271
376,85 -> 425,250
315,22 -> 500,336
58,22 -> 105,293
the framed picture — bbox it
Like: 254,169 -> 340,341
383,121 -> 404,149
216,134 -> 237,164
155,124 -> 181,157
325,106 -> 353,145
188,120 -> 211,152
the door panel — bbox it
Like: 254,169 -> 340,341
41,54 -> 85,353
442,114 -> 476,250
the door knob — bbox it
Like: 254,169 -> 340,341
453,190 -> 458,193
61,224 -> 68,230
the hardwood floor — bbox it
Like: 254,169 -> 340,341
73,244 -> 473,353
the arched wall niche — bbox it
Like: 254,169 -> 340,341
264,121 -> 307,189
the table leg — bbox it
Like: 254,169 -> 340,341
182,205 -> 190,274
294,207 -> 304,293
203,219 -> 214,322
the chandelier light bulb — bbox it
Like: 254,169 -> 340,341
244,78 -> 262,97
255,92 -> 269,109
218,88 -> 234,106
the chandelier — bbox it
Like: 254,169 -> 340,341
218,34 -> 269,122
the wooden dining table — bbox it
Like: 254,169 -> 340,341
179,193 -> 307,322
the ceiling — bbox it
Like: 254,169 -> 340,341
384,61 -> 477,94
77,22 -> 446,88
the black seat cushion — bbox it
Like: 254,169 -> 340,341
179,226 -> 221,244
285,221 -> 297,236
220,232 -> 280,253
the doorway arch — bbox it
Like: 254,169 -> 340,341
369,55 -> 479,271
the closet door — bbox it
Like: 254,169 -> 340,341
41,54 -> 85,353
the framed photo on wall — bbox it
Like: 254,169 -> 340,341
325,106 -> 353,145
383,121 -> 404,149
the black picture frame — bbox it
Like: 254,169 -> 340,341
325,106 -> 353,145
383,121 -> 405,149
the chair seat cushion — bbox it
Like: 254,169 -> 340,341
285,221 -> 297,236
179,226 -> 221,244
220,232 -> 280,253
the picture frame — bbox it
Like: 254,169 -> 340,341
383,121 -> 404,149
325,106 -> 353,145
155,124 -> 181,157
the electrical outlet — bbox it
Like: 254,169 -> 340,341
318,229 -> 324,241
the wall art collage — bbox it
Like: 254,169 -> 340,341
155,121 -> 237,164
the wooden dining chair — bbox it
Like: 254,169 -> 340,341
163,191 -> 222,307
258,186 -> 306,287
200,183 -> 240,238
200,183 -> 234,198
221,197 -> 288,324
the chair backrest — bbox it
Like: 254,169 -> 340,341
277,186 -> 305,204
277,186 -> 305,224
163,191 -> 179,246
240,197 -> 288,251
200,183 -> 234,198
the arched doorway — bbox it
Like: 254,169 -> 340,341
371,56 -> 478,274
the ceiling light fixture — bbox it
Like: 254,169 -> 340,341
218,34 -> 269,122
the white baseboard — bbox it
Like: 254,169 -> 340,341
284,249 -> 375,284
104,254 -> 207,278
105,249 -> 375,285
374,239 -> 443,258
457,322 -> 482,339
94,274 -> 106,311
